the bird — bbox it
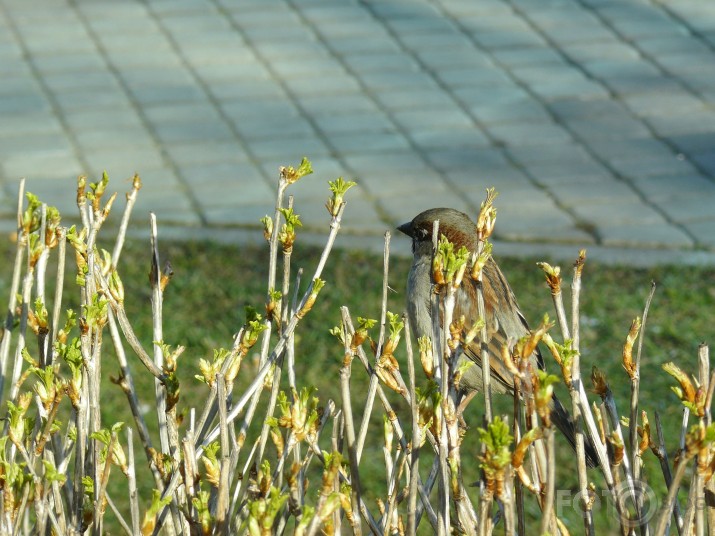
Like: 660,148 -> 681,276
398,207 -> 598,467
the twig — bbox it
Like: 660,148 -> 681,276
111,174 -> 141,267
49,226 -> 67,364
215,374 -> 230,532
405,313 -> 420,535
539,428 -> 557,536
356,231 -> 391,462
0,178 -> 25,402
126,427 -> 140,535
654,454 -> 692,536
340,309 -> 364,536
630,282 -> 656,465
653,410 -> 683,535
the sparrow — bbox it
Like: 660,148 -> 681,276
398,207 -> 597,467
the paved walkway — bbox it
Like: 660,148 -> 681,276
1,0 -> 715,264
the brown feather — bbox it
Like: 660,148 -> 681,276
400,207 -> 598,467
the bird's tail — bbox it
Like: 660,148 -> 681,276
550,394 -> 599,468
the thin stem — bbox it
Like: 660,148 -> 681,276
405,313 -> 420,535
356,231 -> 391,462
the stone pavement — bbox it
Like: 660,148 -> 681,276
1,0 -> 715,265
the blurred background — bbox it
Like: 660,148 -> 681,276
1,0 -> 714,262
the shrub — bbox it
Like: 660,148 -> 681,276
0,160 -> 712,535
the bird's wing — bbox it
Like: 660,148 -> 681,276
453,259 -> 544,392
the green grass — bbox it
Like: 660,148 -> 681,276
6,234 -> 715,534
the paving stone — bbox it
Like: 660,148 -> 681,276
132,193 -> 201,227
684,221 -> 715,249
410,127 -> 491,149
231,113 -> 316,141
313,112 -> 393,135
246,135 -> 331,161
507,141 -> 594,166
298,93 -> 380,116
637,34 -> 711,57
130,85 -> 208,106
180,161 -> 273,205
327,130 -> 411,155
143,102 -> 222,126
208,78 -> 286,101
62,106 -> 144,131
385,188 -> 473,227
290,184 -> 386,233
342,149 -> 420,177
220,99 -> 301,123
460,13 -> 533,35
531,78 -> 609,100
553,180 -> 641,205
415,47 -> 493,71
487,121 -> 573,146
582,58 -> 659,81
490,46 -> 564,67
252,40 -> 326,61
548,97 -> 629,119
2,149 -> 83,183
645,111 -> 715,137
610,18 -> 688,40
42,70 -> 119,92
651,193 -> 715,224
525,7 -> 599,29
270,55 -> 344,79
425,146 -> 509,172
586,137 -> 671,161
54,89 -> 131,112
667,132 -> 715,156
0,53 -> 32,78
544,23 -> 616,44
690,151 -> 715,176
473,30 -> 547,49
598,222 -> 694,248
328,31 -> 401,54
392,108 -> 473,130
74,126 -> 155,151
84,148 -> 167,179
341,51 -> 417,73
454,84 -> 528,109
622,91 -> 706,118
495,205 -> 594,244
0,132 -> 73,158
3,176 -> 84,216
571,200 -> 667,226
288,74 -> 361,96
445,166 -> 533,191
562,41 -> 640,64
436,66 -> 512,89
164,141 -> 248,167
150,112 -> 234,143
0,0 -> 711,262
358,69 -> 439,91
632,173 -> 715,202
607,151 -> 697,179
0,112 -> 63,138
564,115 -> 651,141
31,52 -> 107,74
654,50 -> 715,75
373,87 -> 455,110
368,1 -> 442,20
357,167 -> 447,198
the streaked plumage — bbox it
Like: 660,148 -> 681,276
399,207 -> 597,466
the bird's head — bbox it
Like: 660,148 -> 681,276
397,208 -> 479,255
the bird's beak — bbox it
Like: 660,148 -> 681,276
397,221 -> 413,237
